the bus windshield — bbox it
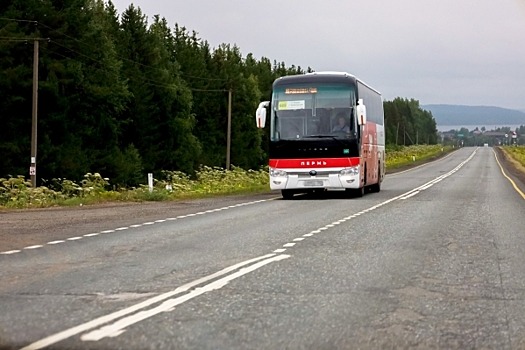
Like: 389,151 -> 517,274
270,84 -> 356,141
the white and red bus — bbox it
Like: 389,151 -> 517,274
255,71 -> 385,199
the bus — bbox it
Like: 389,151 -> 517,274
255,71 -> 385,199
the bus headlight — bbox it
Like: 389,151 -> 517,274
340,166 -> 359,176
270,168 -> 287,177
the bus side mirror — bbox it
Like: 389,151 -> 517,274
256,101 -> 270,128
356,99 -> 367,125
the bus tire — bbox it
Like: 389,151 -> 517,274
369,181 -> 381,193
282,190 -> 294,200
369,162 -> 382,193
346,187 -> 364,198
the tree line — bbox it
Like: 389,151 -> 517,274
0,0 -> 438,186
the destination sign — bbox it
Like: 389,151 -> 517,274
285,88 -> 318,94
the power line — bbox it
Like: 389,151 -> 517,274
2,17 -> 229,83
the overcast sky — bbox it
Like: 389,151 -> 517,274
110,0 -> 525,110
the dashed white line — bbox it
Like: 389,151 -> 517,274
293,238 -> 305,242
283,243 -> 296,247
47,240 -> 66,245
1,198 -> 275,256
24,245 -> 43,250
83,233 -> 100,237
1,250 -> 21,255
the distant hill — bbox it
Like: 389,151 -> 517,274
422,104 -> 525,126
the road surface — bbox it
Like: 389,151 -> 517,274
1,146 -> 524,349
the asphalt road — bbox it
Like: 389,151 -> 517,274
1,146 -> 525,350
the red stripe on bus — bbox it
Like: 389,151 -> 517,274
269,158 -> 360,168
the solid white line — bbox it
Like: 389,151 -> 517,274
401,191 -> 420,200
20,254 -> 277,350
80,254 -> 290,342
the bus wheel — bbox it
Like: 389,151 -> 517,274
369,181 -> 381,193
346,187 -> 364,198
355,187 -> 365,197
369,162 -> 382,193
282,190 -> 294,200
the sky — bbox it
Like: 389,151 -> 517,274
110,0 -> 525,111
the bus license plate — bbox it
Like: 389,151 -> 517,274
304,180 -> 323,187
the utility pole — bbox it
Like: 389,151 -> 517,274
226,89 -> 232,170
30,39 -> 39,188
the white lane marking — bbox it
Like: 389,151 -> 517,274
24,245 -> 43,250
47,241 -> 66,245
303,233 -> 314,237
66,237 -> 82,241
1,198 -> 275,256
293,238 -> 305,242
20,253 -> 279,350
277,149 -> 478,253
1,250 -> 21,255
273,249 -> 287,253
81,254 -> 290,342
401,191 -> 419,200
83,233 -> 99,237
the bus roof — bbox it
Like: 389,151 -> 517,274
273,71 -> 381,95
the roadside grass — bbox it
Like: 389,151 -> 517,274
499,146 -> 525,172
1,145 -> 451,209
386,144 -> 454,172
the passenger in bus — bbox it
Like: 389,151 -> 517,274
332,113 -> 350,133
